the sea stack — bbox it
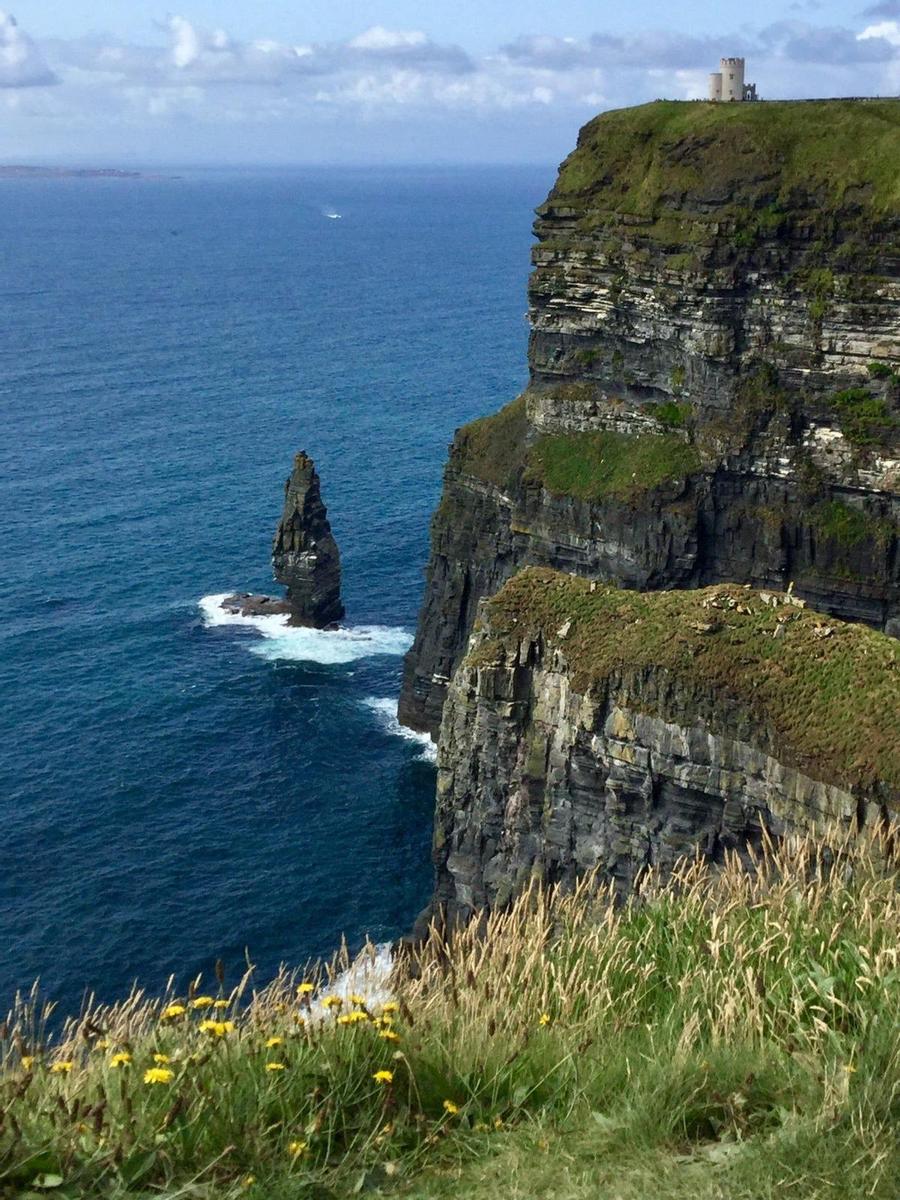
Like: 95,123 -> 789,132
272,451 -> 344,627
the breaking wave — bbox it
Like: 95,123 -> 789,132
363,696 -> 437,763
199,594 -> 412,664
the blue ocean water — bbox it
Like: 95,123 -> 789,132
0,165 -> 549,1013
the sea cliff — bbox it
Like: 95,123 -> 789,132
428,568 -> 899,924
400,99 -> 900,740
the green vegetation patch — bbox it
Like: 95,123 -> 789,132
552,99 -> 900,217
647,399 -> 693,429
527,430 -> 700,503
454,394 -> 529,491
455,397 -> 700,503
831,386 -> 899,446
479,568 -> 900,797
811,499 -> 898,549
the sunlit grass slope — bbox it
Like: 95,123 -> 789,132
1,832 -> 897,1198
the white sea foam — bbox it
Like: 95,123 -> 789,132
316,942 -> 394,1016
199,594 -> 412,664
363,696 -> 437,762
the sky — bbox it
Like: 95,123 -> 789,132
1,1 -> 899,165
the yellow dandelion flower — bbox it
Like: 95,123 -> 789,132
336,1013 -> 352,1025
153,1053 -> 171,1065
493,1116 -> 504,1129
266,1036 -> 284,1048
442,1099 -> 460,1116
379,1030 -> 400,1042
199,1019 -> 235,1037
322,996 -> 342,1009
349,993 -> 366,1006
538,1013 -> 551,1027
381,1002 -> 399,1014
288,1139 -> 308,1156
161,1004 -> 186,1020
213,999 -> 230,1010
50,1061 -> 74,1074
143,1067 -> 174,1084
373,1070 -> 393,1084
21,1055 -> 34,1070
293,1014 -> 306,1025
191,996 -> 214,1009
296,982 -> 315,995
242,1176 -> 256,1189
347,1010 -> 368,1024
266,1062 -> 286,1072
110,1052 -> 132,1068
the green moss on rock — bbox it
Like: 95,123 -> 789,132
527,430 -> 699,502
455,396 -> 700,502
810,500 -> 897,549
454,395 -> 529,491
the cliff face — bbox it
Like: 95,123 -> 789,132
428,569 -> 899,924
273,451 -> 344,627
400,100 -> 900,738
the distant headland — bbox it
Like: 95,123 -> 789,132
0,165 -> 177,180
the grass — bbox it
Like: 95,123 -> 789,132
830,387 -> 899,447
551,99 -> 900,217
527,430 -> 699,502
453,395 -> 529,491
810,500 -> 898,549
472,568 -> 900,798
1,832 -> 898,1198
453,396 -> 700,503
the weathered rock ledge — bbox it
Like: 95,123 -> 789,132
428,568 -> 899,925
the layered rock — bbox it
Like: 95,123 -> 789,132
429,569 -> 899,924
273,451 -> 343,627
400,99 -> 900,739
223,451 -> 343,627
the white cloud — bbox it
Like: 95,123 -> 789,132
3,9 -> 900,161
349,27 -> 428,51
0,9 -> 56,87
858,19 -> 900,44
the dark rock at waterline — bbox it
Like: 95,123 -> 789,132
272,451 -> 344,628
220,593 -> 292,619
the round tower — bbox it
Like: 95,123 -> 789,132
708,72 -> 723,101
720,57 -> 745,102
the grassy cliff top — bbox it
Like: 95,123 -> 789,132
549,98 -> 900,217
476,567 -> 900,799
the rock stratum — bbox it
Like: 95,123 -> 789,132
400,99 -> 900,741
428,569 -> 900,925
272,451 -> 343,627
223,450 -> 343,627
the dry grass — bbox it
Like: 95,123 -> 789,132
1,831 -> 897,1198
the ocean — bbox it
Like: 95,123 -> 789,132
0,165 -> 549,1014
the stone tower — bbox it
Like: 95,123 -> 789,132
708,57 -> 757,102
